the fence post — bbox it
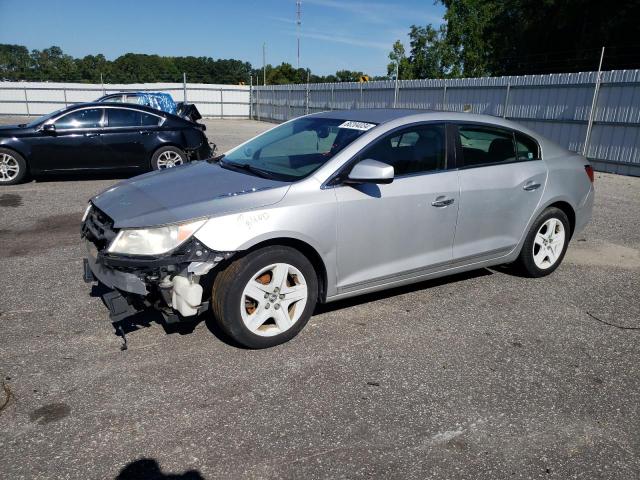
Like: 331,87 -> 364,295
442,83 -> 447,111
63,88 -> 68,108
305,81 -> 310,115
183,72 -> 187,103
257,87 -> 261,122
23,86 -> 30,116
583,47 -> 605,156
220,89 -> 224,119
287,85 -> 292,120
100,73 -> 105,95
330,84 -> 335,111
503,83 -> 511,118
359,82 -> 363,108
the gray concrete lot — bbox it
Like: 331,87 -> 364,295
0,116 -> 638,479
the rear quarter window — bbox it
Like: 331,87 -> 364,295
515,132 -> 540,160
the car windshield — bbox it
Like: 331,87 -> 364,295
24,108 -> 67,127
221,117 -> 377,181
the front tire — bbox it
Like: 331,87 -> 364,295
0,148 -> 28,185
151,146 -> 187,170
514,207 -> 570,277
211,246 -> 318,349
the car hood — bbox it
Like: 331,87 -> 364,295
91,161 -> 291,228
0,124 -> 30,136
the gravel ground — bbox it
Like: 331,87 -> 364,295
0,116 -> 638,480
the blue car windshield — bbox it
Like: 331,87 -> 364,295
221,117 -> 377,181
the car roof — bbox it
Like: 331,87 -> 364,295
64,102 -> 169,116
310,108 -> 546,139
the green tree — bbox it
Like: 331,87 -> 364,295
387,40 -> 413,79
0,44 -> 32,80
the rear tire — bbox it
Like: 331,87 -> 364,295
0,148 -> 28,185
211,246 -> 318,349
513,207 -> 570,277
151,146 -> 187,170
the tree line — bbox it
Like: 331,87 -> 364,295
0,44 -> 374,85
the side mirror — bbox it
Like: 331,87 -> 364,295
345,159 -> 394,185
42,123 -> 56,134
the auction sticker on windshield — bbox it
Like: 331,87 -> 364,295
338,121 -> 376,131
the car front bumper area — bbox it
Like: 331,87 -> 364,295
81,205 -> 232,323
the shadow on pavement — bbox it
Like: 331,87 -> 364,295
93,268 -> 495,349
315,268 -> 494,314
115,458 -> 204,480
30,171 -> 135,183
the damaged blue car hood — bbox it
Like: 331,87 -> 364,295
91,161 -> 291,228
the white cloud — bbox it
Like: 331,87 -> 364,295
282,28 -> 390,50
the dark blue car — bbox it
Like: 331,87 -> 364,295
0,102 -> 212,185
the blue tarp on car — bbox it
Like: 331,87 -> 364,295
135,93 -> 177,115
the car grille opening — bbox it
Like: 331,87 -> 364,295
82,205 -> 118,251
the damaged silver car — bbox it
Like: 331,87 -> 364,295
82,109 -> 594,348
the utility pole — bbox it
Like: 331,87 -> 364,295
296,0 -> 302,69
393,60 -> 399,108
262,42 -> 267,86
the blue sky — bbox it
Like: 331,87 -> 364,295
0,0 -> 445,76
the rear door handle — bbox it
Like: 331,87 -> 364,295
431,196 -> 455,207
139,130 -> 153,135
84,132 -> 100,137
523,181 -> 541,191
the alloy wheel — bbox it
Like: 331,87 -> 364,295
156,150 -> 184,169
532,218 -> 566,269
240,263 -> 309,337
0,153 -> 20,182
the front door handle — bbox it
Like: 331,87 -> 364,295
523,181 -> 541,191
431,196 -> 455,207
84,132 -> 100,137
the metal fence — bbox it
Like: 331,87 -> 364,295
251,70 -> 640,176
0,81 -> 251,118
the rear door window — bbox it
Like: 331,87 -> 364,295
107,109 -> 159,127
458,125 -> 516,167
55,108 -> 104,129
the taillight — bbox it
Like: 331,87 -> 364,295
585,165 -> 594,183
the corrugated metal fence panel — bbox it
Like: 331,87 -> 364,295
0,82 -> 250,118
253,70 -> 640,175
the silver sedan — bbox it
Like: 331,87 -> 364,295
82,109 -> 594,348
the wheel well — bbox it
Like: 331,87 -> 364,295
0,146 -> 29,171
247,238 -> 328,303
548,201 -> 576,237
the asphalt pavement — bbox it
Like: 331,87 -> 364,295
0,116 -> 638,479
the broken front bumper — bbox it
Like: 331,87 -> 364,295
81,206 -> 232,322
84,241 -> 147,296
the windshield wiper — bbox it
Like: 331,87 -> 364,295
220,160 -> 279,180
208,153 -> 225,163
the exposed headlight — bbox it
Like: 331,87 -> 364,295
82,203 -> 92,222
108,219 -> 206,256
